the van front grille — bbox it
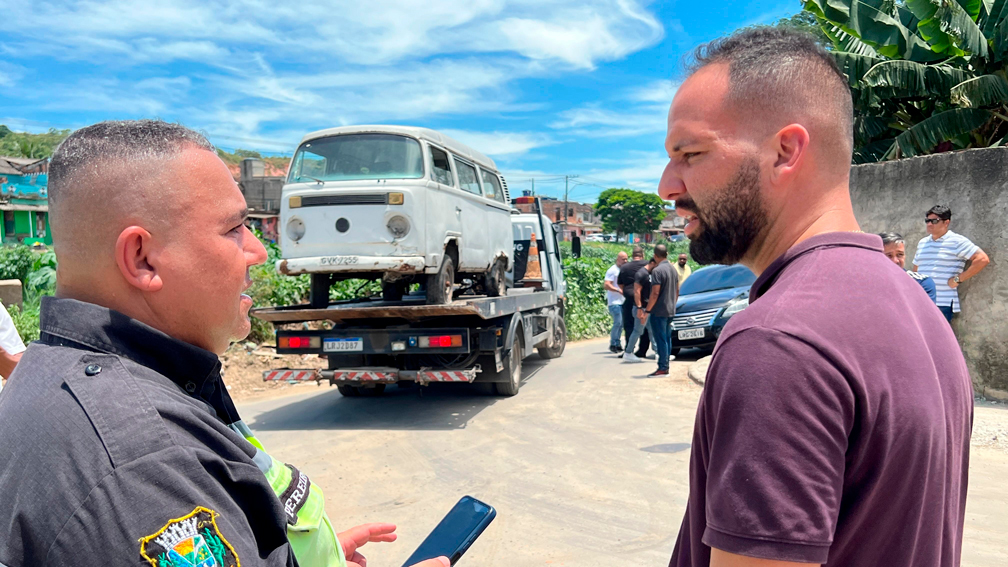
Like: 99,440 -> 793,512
301,194 -> 387,207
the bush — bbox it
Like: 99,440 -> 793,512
0,245 -> 34,285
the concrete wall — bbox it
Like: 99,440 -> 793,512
849,147 -> 1008,398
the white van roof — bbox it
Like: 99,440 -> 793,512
299,125 -> 498,172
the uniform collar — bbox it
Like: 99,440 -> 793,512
39,296 -> 240,424
751,232 -> 883,302
931,230 -> 953,242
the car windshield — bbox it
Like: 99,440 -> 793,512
678,264 -> 756,295
288,134 -> 424,183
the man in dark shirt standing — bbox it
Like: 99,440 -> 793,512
643,244 -> 678,376
658,29 -> 972,567
0,120 -> 447,567
618,246 -> 650,357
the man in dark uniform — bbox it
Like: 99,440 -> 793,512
617,246 -> 650,358
0,120 -> 447,567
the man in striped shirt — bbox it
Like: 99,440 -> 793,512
913,205 -> 990,323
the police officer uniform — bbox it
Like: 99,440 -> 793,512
0,297 -> 345,567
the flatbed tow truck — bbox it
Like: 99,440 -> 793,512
253,197 -> 567,397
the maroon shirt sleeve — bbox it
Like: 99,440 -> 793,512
701,327 -> 855,564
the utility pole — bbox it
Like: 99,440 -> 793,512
563,175 -> 579,222
531,178 -> 535,196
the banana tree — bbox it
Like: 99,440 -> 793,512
803,0 -> 1008,162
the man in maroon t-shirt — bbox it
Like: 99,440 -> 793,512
656,28 -> 973,567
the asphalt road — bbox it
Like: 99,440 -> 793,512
239,338 -> 1008,567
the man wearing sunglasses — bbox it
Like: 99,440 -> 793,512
913,205 -> 989,323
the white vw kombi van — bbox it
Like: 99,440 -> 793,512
278,126 -> 513,306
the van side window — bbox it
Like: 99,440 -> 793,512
479,169 -> 506,203
455,160 -> 482,196
429,146 -> 454,186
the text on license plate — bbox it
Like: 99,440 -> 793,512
324,338 -> 363,352
320,256 -> 359,266
678,328 -> 705,341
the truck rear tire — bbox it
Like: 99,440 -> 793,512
494,333 -> 523,396
337,384 -> 359,397
426,256 -> 455,305
537,316 -> 567,359
310,274 -> 330,309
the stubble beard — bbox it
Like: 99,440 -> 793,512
683,158 -> 768,266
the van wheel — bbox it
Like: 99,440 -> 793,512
495,332 -> 523,396
485,259 -> 506,297
382,282 -> 404,302
537,316 -> 567,359
426,256 -> 455,305
309,274 -> 330,309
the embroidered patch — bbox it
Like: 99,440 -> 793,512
140,506 -> 240,567
279,464 -> 311,525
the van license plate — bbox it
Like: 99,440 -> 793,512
678,329 -> 705,340
320,256 -> 359,266
324,338 -> 363,352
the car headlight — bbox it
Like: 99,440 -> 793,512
387,215 -> 410,238
720,295 -> 749,319
286,216 -> 306,242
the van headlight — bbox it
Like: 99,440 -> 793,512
286,216 -> 306,242
719,295 -> 749,319
387,215 -> 410,238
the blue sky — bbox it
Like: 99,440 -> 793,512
0,0 -> 802,202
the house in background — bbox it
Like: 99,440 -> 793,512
656,208 -> 687,239
513,194 -> 602,241
0,156 -> 50,245
231,158 -> 288,243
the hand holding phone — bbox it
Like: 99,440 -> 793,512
401,496 -> 496,567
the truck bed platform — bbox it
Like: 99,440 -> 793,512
252,287 -> 558,324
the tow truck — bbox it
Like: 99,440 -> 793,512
253,197 -> 567,396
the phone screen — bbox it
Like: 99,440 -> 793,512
401,496 -> 496,567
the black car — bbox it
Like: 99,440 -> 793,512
669,264 -> 756,354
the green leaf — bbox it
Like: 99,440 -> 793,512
980,0 -> 1008,36
854,137 -> 898,162
863,60 -> 929,95
823,23 -> 881,56
854,116 -> 891,144
833,52 -> 886,86
951,73 -> 1008,106
895,107 -> 993,156
956,0 -> 983,20
911,0 -> 989,57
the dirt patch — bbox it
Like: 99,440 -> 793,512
972,398 -> 1008,454
220,342 -> 329,403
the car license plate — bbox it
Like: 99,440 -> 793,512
319,256 -> 359,266
678,328 -> 705,341
324,338 -> 363,352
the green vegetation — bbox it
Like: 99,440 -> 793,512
0,126 -> 71,159
594,189 -> 669,238
802,0 -> 1008,161
216,148 -> 290,172
0,244 -> 57,343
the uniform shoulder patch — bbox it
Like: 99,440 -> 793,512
140,506 -> 240,567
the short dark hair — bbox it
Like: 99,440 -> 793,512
632,246 -> 644,259
654,244 -> 668,259
49,119 -> 215,209
926,205 -> 952,221
878,232 -> 905,247
688,27 -> 854,154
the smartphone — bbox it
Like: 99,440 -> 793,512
401,496 -> 496,567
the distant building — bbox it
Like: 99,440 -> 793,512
656,208 -> 686,239
0,156 -> 50,245
512,193 -> 602,241
233,158 -> 287,243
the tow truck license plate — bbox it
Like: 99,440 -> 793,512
678,328 -> 705,340
324,338 -> 363,352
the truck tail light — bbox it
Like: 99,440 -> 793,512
279,336 -> 321,349
418,335 -> 462,348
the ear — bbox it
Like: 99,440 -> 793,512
115,226 -> 164,292
770,123 -> 810,184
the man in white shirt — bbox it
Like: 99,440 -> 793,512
604,251 -> 628,353
0,301 -> 26,394
913,205 -> 990,323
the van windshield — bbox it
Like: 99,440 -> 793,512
288,134 -> 424,183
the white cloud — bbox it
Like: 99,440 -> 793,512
440,129 -> 553,156
549,80 -> 675,139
